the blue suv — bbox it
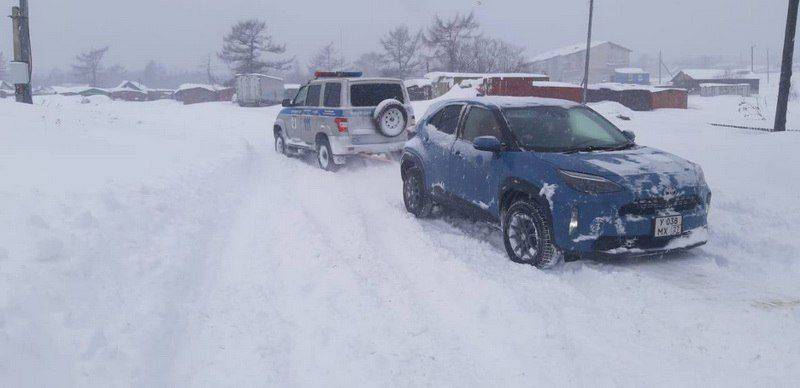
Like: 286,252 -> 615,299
401,97 -> 711,268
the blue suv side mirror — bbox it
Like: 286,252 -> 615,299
281,99 -> 293,107
622,130 -> 636,142
473,136 -> 504,152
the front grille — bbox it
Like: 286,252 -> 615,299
619,195 -> 701,217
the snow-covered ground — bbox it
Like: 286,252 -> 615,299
1,92 -> 799,386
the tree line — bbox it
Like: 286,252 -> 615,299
55,12 -> 528,88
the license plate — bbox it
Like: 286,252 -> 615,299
654,215 -> 683,237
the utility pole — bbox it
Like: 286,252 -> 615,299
10,0 -> 33,104
658,50 -> 662,84
775,0 -> 799,132
751,44 -> 756,73
581,0 -> 595,104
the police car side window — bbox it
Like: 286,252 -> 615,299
306,84 -> 322,107
293,86 -> 308,106
323,83 -> 341,107
429,104 -> 463,135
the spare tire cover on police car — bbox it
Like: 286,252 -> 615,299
373,99 -> 407,137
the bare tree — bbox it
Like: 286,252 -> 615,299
143,60 -> 167,87
100,64 -> 127,87
0,51 -> 8,80
308,43 -> 346,72
463,37 -> 527,73
219,19 -> 292,74
380,26 -> 424,78
354,52 -> 386,77
424,12 -> 480,71
72,47 -> 109,86
202,54 -> 219,85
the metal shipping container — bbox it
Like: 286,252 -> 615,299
236,74 -> 285,107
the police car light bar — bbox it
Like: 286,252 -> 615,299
314,71 -> 363,78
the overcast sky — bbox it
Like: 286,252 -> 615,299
0,0 -> 789,73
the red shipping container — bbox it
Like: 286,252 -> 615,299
483,79 -> 582,103
650,89 -> 688,109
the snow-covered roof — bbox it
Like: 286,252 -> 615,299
404,78 -> 433,88
678,69 -> 726,79
531,81 -> 581,88
591,82 -> 682,92
444,96 -> 581,109
425,72 -> 549,82
699,83 -> 751,87
116,80 -> 147,92
175,83 -> 220,93
236,73 -> 284,81
531,41 -> 631,63
615,67 -> 647,74
51,85 -> 108,94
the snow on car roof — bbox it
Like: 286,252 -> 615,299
445,96 -> 581,109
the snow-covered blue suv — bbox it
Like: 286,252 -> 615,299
401,97 -> 711,267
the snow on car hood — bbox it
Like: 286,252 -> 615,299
536,146 -> 700,196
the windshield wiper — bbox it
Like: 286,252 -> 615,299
562,142 -> 635,154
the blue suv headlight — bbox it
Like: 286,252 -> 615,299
558,170 -> 622,195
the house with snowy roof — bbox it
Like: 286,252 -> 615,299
528,41 -> 632,84
110,80 -> 149,101
671,69 -> 760,95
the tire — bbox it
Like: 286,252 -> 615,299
402,166 -> 433,218
316,137 -> 339,172
502,200 -> 562,268
374,101 -> 408,137
274,130 -> 287,155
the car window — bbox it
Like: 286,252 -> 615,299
504,106 -> 629,151
306,84 -> 322,107
427,104 -> 463,135
461,106 -> 501,142
323,83 -> 341,107
350,83 -> 405,107
293,86 -> 308,106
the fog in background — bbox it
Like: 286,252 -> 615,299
0,0 -> 789,82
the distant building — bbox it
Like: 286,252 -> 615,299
33,85 -> 57,95
147,89 -> 175,101
671,69 -> 760,94
173,84 -> 219,105
528,41 -> 632,84
612,68 -> 650,85
424,72 -> 549,98
404,78 -> 433,101
110,80 -> 149,101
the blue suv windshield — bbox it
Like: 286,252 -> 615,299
504,106 -> 631,152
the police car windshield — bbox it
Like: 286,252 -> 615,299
504,106 -> 630,152
350,83 -> 404,107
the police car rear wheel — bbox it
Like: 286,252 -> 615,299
275,133 -> 286,155
316,138 -> 339,172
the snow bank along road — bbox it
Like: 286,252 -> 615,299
1,95 -> 799,386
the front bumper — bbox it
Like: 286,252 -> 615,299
552,188 -> 711,257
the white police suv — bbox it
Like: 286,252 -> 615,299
273,71 -> 415,171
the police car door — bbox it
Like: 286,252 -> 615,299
303,83 -> 323,145
288,85 -> 308,144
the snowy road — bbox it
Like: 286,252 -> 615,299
1,96 -> 799,386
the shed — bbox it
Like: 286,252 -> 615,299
217,86 -> 236,102
479,74 -> 551,96
33,85 -> 57,95
425,72 -> 488,98
671,69 -> 759,94
147,89 -> 175,101
110,87 -> 148,102
235,74 -> 284,106
699,83 -> 750,97
404,78 -> 434,101
173,84 -> 219,105
525,81 -> 583,102
77,88 -> 110,97
612,68 -> 650,85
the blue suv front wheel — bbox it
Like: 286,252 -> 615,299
502,200 -> 563,268
402,165 -> 433,218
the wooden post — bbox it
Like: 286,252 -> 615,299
581,0 -> 595,104
10,1 -> 32,104
775,0 -> 799,132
